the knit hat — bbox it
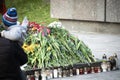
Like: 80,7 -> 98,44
2,7 -> 18,27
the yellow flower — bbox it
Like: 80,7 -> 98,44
32,27 -> 37,31
22,43 -> 37,54
28,44 -> 36,53
22,43 -> 29,51
47,46 -> 51,51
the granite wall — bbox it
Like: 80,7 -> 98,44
50,0 -> 120,65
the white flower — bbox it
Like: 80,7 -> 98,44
48,21 -> 63,28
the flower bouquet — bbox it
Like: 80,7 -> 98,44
22,21 -> 96,70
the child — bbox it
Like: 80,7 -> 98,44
0,7 -> 28,46
0,7 -> 28,80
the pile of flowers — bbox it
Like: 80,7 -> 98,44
22,21 -> 96,69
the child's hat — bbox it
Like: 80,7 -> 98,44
2,7 -> 18,27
